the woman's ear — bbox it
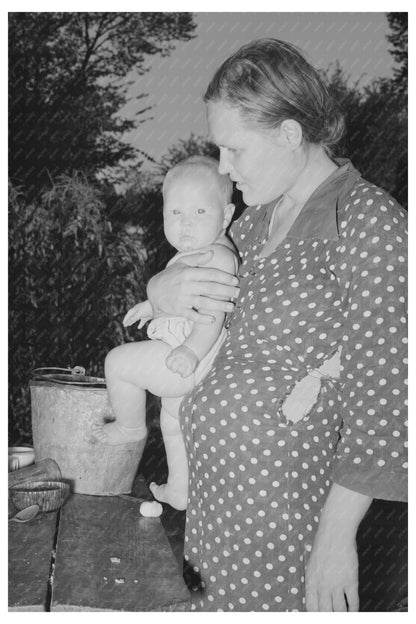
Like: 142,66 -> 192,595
223,203 -> 235,229
274,119 -> 303,149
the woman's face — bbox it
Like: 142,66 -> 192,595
206,101 -> 300,206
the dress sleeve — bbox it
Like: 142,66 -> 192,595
331,189 -> 408,502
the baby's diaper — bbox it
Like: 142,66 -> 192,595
147,316 -> 192,348
147,316 -> 227,385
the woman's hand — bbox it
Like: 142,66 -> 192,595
305,531 -> 359,611
305,483 -> 372,611
147,250 -> 240,324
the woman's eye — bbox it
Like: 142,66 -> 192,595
197,209 -> 206,214
172,209 -> 180,215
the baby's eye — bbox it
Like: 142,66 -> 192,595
172,209 -> 181,215
197,208 -> 206,214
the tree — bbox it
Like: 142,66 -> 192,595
386,13 -> 408,93
9,12 -> 196,197
325,63 -> 407,208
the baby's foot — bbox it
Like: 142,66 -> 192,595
149,482 -> 187,511
91,421 -> 146,445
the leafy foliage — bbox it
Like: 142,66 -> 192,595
9,174 -> 151,442
9,12 -> 196,197
386,13 -> 408,92
327,65 -> 407,208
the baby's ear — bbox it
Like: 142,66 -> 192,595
223,203 -> 235,228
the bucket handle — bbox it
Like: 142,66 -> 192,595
29,366 -> 106,386
30,366 -> 86,378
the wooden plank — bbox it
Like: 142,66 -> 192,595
8,511 -> 58,611
51,494 -> 191,611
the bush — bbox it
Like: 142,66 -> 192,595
9,173 -> 151,443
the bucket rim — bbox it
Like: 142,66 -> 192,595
29,366 -> 106,387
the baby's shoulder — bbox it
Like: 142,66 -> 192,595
203,242 -> 239,273
167,243 -> 239,273
166,252 -> 184,267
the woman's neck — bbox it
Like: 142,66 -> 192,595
263,146 -> 338,256
282,144 -> 338,210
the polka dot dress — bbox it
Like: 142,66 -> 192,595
180,160 -> 408,611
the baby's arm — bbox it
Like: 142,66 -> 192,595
123,254 -> 183,328
166,245 -> 238,378
123,299 -> 153,328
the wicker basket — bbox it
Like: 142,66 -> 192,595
10,480 -> 70,512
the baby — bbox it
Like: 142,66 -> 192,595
92,156 -> 239,510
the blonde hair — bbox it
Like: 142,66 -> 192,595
163,155 -> 233,203
204,38 -> 345,153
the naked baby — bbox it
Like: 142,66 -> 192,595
92,156 -> 239,510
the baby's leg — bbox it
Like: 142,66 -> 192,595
93,340 -> 190,445
149,397 -> 188,510
282,347 -> 341,424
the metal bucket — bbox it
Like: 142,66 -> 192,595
29,367 -> 146,495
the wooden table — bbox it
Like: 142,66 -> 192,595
9,482 -> 191,611
9,492 -> 407,612
9,425 -> 408,612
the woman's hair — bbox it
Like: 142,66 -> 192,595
163,155 -> 233,203
204,38 -> 345,152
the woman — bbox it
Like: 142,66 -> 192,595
147,39 -> 407,611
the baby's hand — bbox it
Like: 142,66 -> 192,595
123,301 -> 153,328
166,345 -> 199,378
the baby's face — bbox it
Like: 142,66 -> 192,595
163,176 -> 229,252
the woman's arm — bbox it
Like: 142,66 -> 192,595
147,249 -> 240,324
330,190 -> 407,502
306,189 -> 408,611
305,483 -> 372,611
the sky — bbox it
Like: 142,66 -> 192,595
119,11 -> 395,167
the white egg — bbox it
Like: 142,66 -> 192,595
140,501 -> 163,517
